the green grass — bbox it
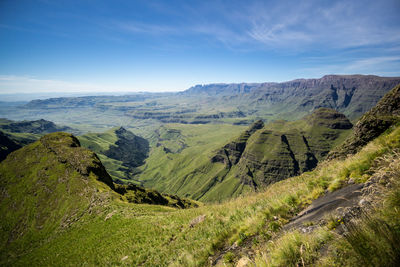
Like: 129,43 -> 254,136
255,229 -> 333,267
137,123 -> 247,201
315,150 -> 400,266
251,127 -> 400,267
78,127 -> 149,184
138,109 -> 351,202
1,123 -> 399,266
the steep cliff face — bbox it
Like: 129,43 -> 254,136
328,84 -> 400,159
211,108 -> 352,189
0,131 -> 21,162
184,75 -> 400,120
305,108 -> 353,129
211,120 -> 264,166
236,130 -> 315,187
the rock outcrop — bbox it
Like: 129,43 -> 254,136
328,84 -> 400,159
211,109 -> 352,189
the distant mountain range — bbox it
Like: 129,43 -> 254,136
182,75 -> 400,120
11,75 -> 399,129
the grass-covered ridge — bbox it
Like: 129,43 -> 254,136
1,121 -> 399,266
0,132 -> 198,266
138,108 -> 351,202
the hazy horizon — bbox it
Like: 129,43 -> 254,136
1,0 -> 400,94
1,73 -> 400,102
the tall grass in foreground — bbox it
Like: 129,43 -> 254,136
254,146 -> 400,267
327,151 -> 400,267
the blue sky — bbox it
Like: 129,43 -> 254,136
0,0 -> 400,93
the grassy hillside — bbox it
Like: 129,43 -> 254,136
1,80 -> 399,266
138,109 -> 351,202
78,127 -> 149,183
1,119 -> 399,266
137,123 -> 248,201
0,132 -> 198,266
0,132 -> 116,265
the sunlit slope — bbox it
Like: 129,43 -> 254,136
0,132 -> 116,264
3,120 -> 399,266
137,123 -> 248,201
138,109 -> 352,202
0,132 -> 199,265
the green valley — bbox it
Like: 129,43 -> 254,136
1,77 -> 400,267
78,127 -> 149,183
1,84 -> 400,266
137,108 -> 352,202
3,0 -> 400,265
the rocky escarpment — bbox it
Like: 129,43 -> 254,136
211,120 -> 264,166
211,109 -> 352,189
305,108 -> 353,129
235,130 -> 319,187
184,75 -> 400,120
328,84 -> 400,159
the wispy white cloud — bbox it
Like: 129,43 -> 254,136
0,75 -> 111,94
298,56 -> 400,77
109,0 -> 400,53
115,21 -> 178,35
241,0 -> 400,50
344,56 -> 400,71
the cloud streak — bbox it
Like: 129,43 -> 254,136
0,75 -> 111,94
115,21 -> 178,35
111,0 -> 400,52
239,0 -> 400,50
298,56 -> 400,78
